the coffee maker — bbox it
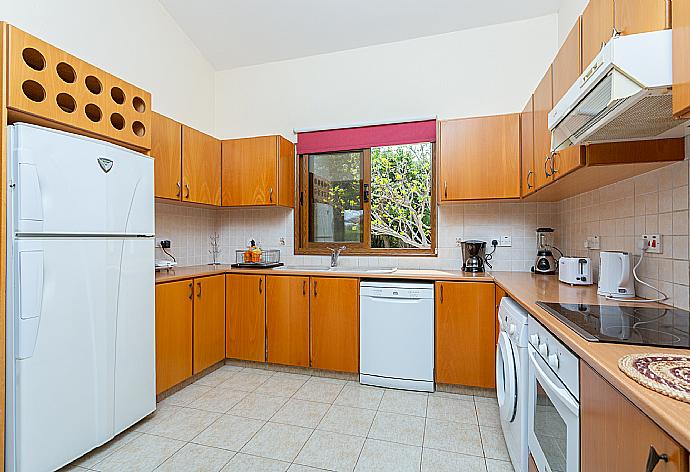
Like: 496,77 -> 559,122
531,227 -> 561,275
461,240 -> 487,272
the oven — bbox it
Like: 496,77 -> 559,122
528,316 -> 580,472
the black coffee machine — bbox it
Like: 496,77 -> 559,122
461,240 -> 487,272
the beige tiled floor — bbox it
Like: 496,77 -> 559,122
64,366 -> 514,472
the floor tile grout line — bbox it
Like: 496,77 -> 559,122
420,394 -> 429,472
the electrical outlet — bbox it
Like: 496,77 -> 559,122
279,237 -> 286,246
642,234 -> 662,253
160,240 -> 171,249
498,235 -> 512,247
456,237 -> 463,247
584,236 -> 600,250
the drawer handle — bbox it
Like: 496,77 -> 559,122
439,284 -> 443,303
303,280 -> 306,296
188,282 -> 193,300
313,281 -> 318,297
259,278 -> 263,294
444,181 -> 448,199
185,183 -> 190,199
197,282 -> 202,298
269,187 -> 273,203
527,171 -> 534,189
646,446 -> 669,472
176,181 -> 181,197
544,155 -> 552,177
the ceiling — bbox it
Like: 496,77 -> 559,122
159,0 -> 562,70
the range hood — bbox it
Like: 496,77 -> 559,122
549,30 -> 689,152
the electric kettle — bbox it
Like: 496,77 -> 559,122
597,251 -> 635,298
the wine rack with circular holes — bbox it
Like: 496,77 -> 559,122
6,25 -> 151,151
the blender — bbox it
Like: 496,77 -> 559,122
532,228 -> 562,275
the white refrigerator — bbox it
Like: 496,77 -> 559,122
6,123 -> 156,472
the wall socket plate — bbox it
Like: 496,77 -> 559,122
642,234 -> 662,253
498,235 -> 512,247
584,236 -> 600,250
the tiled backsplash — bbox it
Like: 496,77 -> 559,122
154,160 -> 690,309
556,159 -> 690,309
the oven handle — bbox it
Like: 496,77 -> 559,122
529,347 -> 579,415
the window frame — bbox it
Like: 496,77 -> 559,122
295,144 -> 437,256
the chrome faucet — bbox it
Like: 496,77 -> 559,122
328,246 -> 347,268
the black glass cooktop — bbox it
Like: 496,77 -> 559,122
536,302 -> 690,349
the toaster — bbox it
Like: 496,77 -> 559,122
558,257 -> 593,285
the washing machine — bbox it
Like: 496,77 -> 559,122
496,297 -> 529,472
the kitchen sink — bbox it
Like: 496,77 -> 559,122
277,266 -> 398,274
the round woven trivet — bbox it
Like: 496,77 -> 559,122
618,353 -> 690,404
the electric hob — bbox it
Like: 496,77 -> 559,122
536,302 -> 690,349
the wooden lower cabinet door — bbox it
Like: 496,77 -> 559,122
226,274 -> 266,362
193,275 -> 226,374
310,277 -> 359,373
266,276 -> 310,367
435,281 -> 496,388
155,280 -> 193,394
581,362 -> 689,471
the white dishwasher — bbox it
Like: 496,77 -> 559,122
359,281 -> 435,392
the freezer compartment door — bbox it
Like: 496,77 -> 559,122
10,123 -> 153,235
360,295 -> 434,382
12,238 -> 122,471
113,238 -> 155,433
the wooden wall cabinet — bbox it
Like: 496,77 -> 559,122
520,97 -> 535,197
266,275 -> 310,367
193,275 -> 226,374
310,277 -> 359,373
155,280 -> 193,394
226,274 -> 266,362
182,125 -> 221,206
533,67 -> 554,190
439,114 -> 521,201
222,135 -> 295,207
581,362 -> 688,471
151,114 -> 221,205
553,18 -> 582,105
673,0 -> 690,117
152,112 -> 182,200
435,281 -> 496,388
581,0 -> 614,69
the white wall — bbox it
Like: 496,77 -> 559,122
1,0 -> 216,134
557,0 -> 588,47
214,15 -> 558,140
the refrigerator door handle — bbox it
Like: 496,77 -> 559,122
16,246 -> 44,359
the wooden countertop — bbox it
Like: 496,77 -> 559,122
154,265 -> 690,450
492,272 -> 690,452
155,265 -> 494,284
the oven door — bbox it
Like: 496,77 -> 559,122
528,346 -> 579,472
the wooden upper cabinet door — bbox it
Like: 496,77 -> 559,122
533,67 -> 554,190
673,0 -> 690,116
226,274 -> 266,362
151,112 -> 182,200
551,145 -> 585,181
615,0 -> 669,37
439,114 -> 521,201
155,280 -> 193,394
193,275 -> 226,374
582,0 -> 614,67
581,362 -> 689,471
182,126 -> 221,206
310,277 -> 359,373
435,281 -> 496,388
266,276 -> 310,367
222,136 -> 279,207
278,137 -> 296,208
552,17 -> 582,105
520,96 -> 536,197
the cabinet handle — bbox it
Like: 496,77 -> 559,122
645,446 -> 669,472
551,152 -> 559,174
303,280 -> 306,296
197,282 -> 202,298
184,183 -> 190,199
176,182 -> 181,197
259,277 -> 263,294
188,282 -> 193,300
444,181 -> 448,199
313,280 -> 318,297
439,284 -> 443,303
544,155 -> 552,177
269,187 -> 273,203
527,171 -> 534,190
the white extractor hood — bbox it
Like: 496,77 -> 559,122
548,29 -> 689,152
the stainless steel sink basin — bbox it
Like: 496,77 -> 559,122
276,266 -> 398,274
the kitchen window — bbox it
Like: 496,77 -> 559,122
295,120 -> 436,255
